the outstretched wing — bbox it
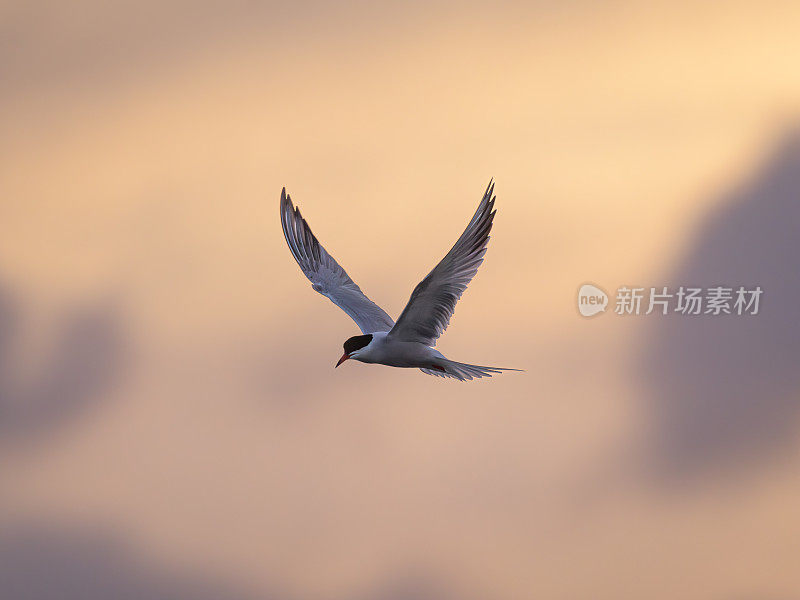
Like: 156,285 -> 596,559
389,181 -> 496,346
280,188 -> 395,334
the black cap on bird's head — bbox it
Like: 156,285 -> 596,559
335,334 -> 373,367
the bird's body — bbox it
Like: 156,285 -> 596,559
343,331 -> 443,369
279,181 -> 520,381
348,332 -> 427,368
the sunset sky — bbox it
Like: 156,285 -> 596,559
2,2 -> 800,599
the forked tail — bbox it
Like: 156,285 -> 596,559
420,359 -> 523,381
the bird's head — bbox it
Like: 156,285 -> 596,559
335,334 -> 373,367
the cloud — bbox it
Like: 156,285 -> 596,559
0,521 -> 466,600
0,523 -> 262,600
641,128 -> 800,480
0,281 -> 129,445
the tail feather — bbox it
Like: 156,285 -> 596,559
420,359 -> 522,382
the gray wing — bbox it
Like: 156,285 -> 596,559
280,188 -> 395,334
389,181 -> 496,346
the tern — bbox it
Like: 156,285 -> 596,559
279,181 -> 520,381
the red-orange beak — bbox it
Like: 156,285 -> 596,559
335,353 -> 349,368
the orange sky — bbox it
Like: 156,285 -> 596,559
2,2 -> 800,599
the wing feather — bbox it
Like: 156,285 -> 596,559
280,189 -> 395,334
389,181 -> 496,346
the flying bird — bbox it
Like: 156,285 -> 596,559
279,181 -> 520,381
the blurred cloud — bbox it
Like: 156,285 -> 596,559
0,523 -> 261,600
0,521 -> 467,600
0,0 -> 532,103
0,281 -> 129,446
642,127 -> 800,480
